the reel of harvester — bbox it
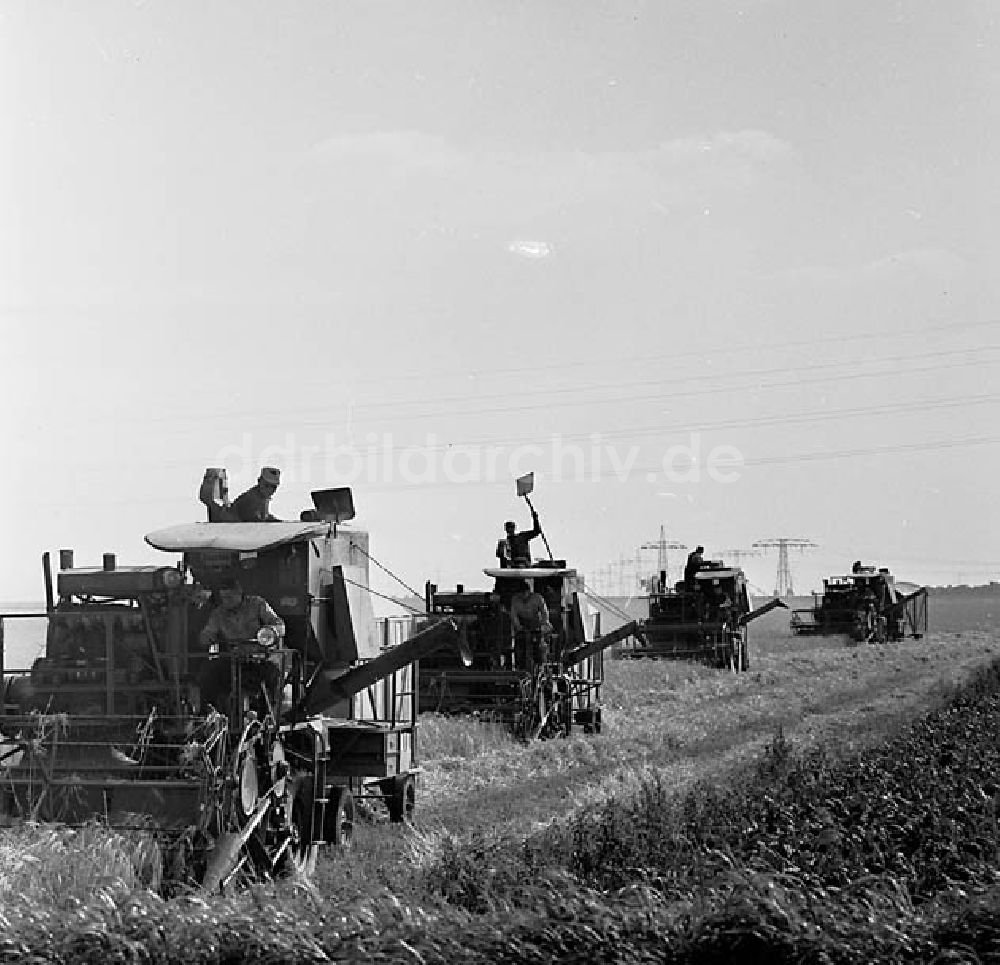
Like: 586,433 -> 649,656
513,660 -> 574,742
195,637 -> 318,890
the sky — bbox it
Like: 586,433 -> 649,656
2,0 -> 999,608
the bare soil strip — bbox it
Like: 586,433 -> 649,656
417,629 -> 998,836
331,626 -> 998,894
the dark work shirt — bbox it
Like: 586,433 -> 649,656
200,595 -> 285,651
684,552 -> 704,584
510,591 -> 551,631
232,485 -> 279,522
496,518 -> 541,567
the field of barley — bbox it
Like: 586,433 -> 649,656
0,594 -> 997,962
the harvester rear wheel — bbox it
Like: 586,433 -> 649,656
387,774 -> 416,824
553,680 -> 572,739
279,776 -> 319,877
325,787 -> 355,847
736,629 -> 749,672
581,708 -> 603,735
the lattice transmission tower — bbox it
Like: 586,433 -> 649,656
640,525 -> 686,587
752,538 -> 817,596
712,548 -> 759,570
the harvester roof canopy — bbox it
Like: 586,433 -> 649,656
694,568 -> 741,581
482,566 -> 573,579
145,521 -> 331,554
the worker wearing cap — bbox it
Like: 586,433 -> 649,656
496,511 -> 542,568
198,578 -> 285,714
232,467 -> 282,522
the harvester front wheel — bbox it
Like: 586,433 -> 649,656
387,774 -> 416,824
325,787 -> 355,848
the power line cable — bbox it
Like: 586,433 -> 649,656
263,390 -> 1000,460
304,343 -> 1000,416
80,386 -> 998,472
328,352 -> 998,428
65,318 -> 1000,429
83,344 -> 1000,444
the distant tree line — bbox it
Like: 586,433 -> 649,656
928,582 -> 1000,596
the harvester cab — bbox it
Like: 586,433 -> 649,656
623,559 -> 786,669
790,564 -> 928,642
0,479 -> 464,891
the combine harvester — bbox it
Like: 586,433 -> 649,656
616,558 -> 786,670
0,477 -> 467,890
418,475 -> 639,739
790,563 -> 928,643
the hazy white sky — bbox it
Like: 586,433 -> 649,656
2,1 -> 998,604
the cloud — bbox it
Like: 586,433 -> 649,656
301,128 -> 798,226
861,247 -> 968,280
640,130 -> 795,167
760,248 -> 968,289
508,239 -> 552,259
308,130 -> 463,173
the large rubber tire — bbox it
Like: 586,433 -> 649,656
279,776 -> 319,878
560,697 -> 572,738
387,775 -> 416,824
737,630 -> 749,672
324,787 -> 355,848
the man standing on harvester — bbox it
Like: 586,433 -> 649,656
233,467 -> 283,522
496,509 -> 542,568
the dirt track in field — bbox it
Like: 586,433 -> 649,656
334,605 -> 998,889
418,628 -> 998,836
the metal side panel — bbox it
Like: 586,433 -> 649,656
322,718 -> 414,779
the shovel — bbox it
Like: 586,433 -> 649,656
516,473 -> 553,562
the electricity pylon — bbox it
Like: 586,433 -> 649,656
640,525 -> 687,586
752,539 -> 817,596
713,548 -> 759,570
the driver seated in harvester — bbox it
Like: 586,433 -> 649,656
198,576 -> 286,716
